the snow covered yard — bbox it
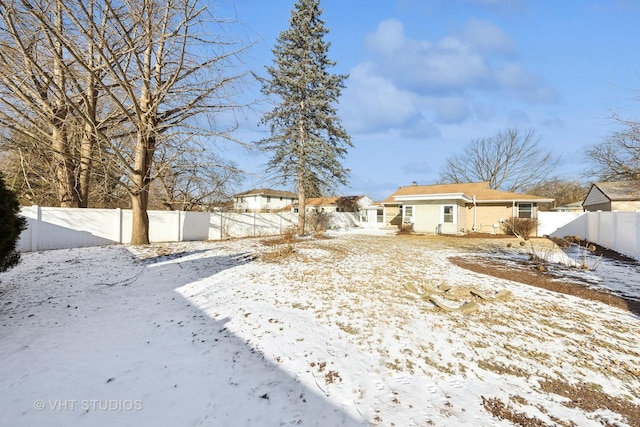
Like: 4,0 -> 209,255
1,231 -> 639,426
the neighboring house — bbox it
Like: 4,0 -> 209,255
295,197 -> 341,213
291,195 -> 373,213
551,201 -> 584,212
361,202 -> 386,228
233,188 -> 298,213
582,181 -> 640,212
382,182 -> 554,235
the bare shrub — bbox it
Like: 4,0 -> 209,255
501,218 -> 537,240
262,226 -> 297,262
397,223 -> 413,234
282,225 -> 297,243
307,210 -> 331,232
548,235 -> 602,270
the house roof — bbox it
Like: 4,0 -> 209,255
383,182 -> 554,204
588,181 -> 640,201
551,201 -> 584,211
304,197 -> 339,207
234,188 -> 298,198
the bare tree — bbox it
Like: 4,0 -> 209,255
439,128 -> 559,192
78,0 -> 246,243
151,145 -> 242,211
1,0 -> 248,244
525,178 -> 588,208
0,1 -> 84,207
585,128 -> 640,182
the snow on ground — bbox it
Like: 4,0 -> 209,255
1,230 -> 639,427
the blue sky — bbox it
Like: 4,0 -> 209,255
219,0 -> 639,201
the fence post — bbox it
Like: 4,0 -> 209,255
31,205 -> 40,252
114,208 -> 122,243
636,211 -> 640,260
612,211 -> 617,252
177,210 -> 182,242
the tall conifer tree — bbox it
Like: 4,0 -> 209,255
257,0 -> 352,234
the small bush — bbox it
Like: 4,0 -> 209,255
397,223 -> 413,234
308,210 -> 331,232
501,218 -> 537,240
282,225 -> 297,242
0,174 -> 27,272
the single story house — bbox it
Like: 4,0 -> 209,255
582,181 -> 640,212
291,195 -> 373,213
233,188 -> 298,212
381,181 -> 554,235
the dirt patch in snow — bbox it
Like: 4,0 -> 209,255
449,255 -> 640,317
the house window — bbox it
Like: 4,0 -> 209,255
518,203 -> 533,219
403,206 -> 413,223
376,208 -> 384,223
267,196 -> 271,203
443,205 -> 454,223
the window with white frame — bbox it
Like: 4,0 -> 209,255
443,205 -> 454,223
403,205 -> 413,223
518,203 -> 533,219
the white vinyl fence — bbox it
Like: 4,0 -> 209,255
17,206 -> 361,252
538,211 -> 640,260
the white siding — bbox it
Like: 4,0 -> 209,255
583,186 -> 609,210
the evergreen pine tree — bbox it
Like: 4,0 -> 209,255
0,174 -> 27,272
257,0 -> 352,234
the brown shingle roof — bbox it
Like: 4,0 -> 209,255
304,197 -> 339,206
592,181 -> 640,201
383,182 -> 553,203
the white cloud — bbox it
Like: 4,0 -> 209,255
460,19 -> 516,55
366,19 -> 492,92
398,119 -> 441,139
342,62 -> 420,133
364,19 -> 406,55
496,62 -> 561,103
343,17 -> 559,136
429,97 -> 472,123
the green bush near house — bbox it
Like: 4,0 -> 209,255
0,174 -> 27,272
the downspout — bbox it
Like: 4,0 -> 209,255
472,195 -> 477,231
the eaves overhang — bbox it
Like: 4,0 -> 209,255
393,193 -> 474,203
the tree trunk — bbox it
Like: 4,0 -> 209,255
52,125 -> 80,208
130,190 -> 150,245
78,39 -> 98,209
297,99 -> 307,235
51,1 -> 79,208
78,127 -> 94,208
297,172 -> 306,235
130,133 -> 154,245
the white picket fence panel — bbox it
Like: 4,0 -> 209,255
17,206 -> 360,252
538,211 -> 640,260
